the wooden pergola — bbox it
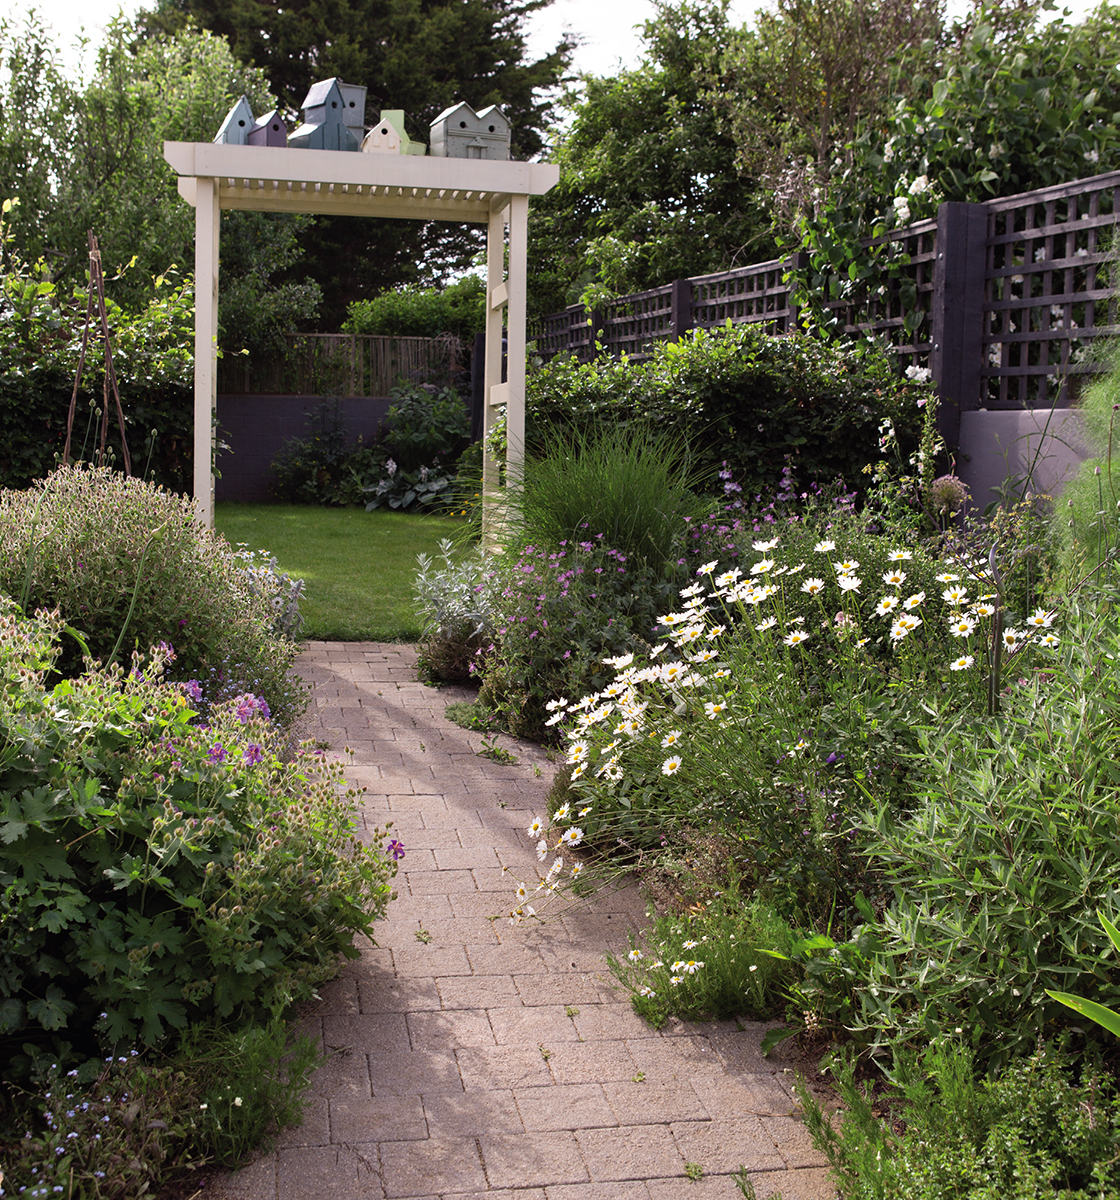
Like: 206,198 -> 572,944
162,141 -> 559,533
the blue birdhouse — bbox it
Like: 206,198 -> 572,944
214,95 -> 255,145
290,78 -> 363,151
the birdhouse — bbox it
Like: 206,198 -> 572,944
338,81 -> 368,132
214,95 -> 255,145
362,110 -> 426,156
248,109 -> 288,147
289,78 -> 362,151
429,102 -> 511,160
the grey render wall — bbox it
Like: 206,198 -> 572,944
215,394 -> 392,502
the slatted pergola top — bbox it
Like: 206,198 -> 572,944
163,141 -> 560,530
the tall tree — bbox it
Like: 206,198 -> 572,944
527,0 -> 775,318
137,0 -> 575,325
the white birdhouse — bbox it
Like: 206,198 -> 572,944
429,102 -> 511,160
214,95 -> 255,145
362,110 -> 427,156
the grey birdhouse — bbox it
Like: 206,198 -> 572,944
214,95 -> 255,145
429,102 -> 510,160
289,78 -> 362,151
362,110 -> 426,156
248,109 -> 288,147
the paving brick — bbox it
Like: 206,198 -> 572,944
277,1143 -> 384,1200
456,1044 -> 554,1091
368,1050 -> 464,1097
544,1040 -> 639,1086
602,1080 -> 708,1125
545,1184 -> 650,1200
390,945 -> 473,977
515,1082 -> 618,1132
421,1088 -> 523,1137
759,1116 -> 829,1169
736,1166 -> 836,1200
489,1005 -> 582,1046
670,1116 -> 786,1174
330,1093 -> 427,1143
358,975 -> 442,1014
578,1125 -> 683,1183
379,1136 -> 485,1198
437,974 -> 521,1009
407,1008 -> 497,1050
322,1013 -> 411,1056
478,1130 -> 589,1189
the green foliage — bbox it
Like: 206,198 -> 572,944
797,1041 -> 1120,1199
511,423 -> 711,576
382,382 -> 471,474
1048,911 -> 1120,1039
528,0 -> 775,315
0,599 -> 399,1056
606,889 -> 799,1028
527,324 -> 925,504
0,1018 -> 321,1196
0,466 -> 307,726
343,276 -> 486,339
270,401 -> 388,507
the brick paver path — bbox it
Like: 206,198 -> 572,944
213,643 -> 834,1200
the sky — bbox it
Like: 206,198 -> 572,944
4,0 -> 1101,82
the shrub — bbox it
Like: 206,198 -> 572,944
0,598 -> 399,1056
0,465 -> 306,727
527,323 -> 926,502
270,399 -> 388,506
342,275 -> 485,340
509,422 -> 711,576
380,380 -> 470,474
798,1040 -> 1120,1200
413,538 -> 493,682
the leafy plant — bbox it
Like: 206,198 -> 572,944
382,381 -> 470,474
342,275 -> 485,339
0,465 -> 307,727
0,598 -> 398,1057
1047,911 -> 1120,1039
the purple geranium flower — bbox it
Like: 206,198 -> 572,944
387,839 -> 406,861
243,743 -> 264,766
207,743 -> 227,763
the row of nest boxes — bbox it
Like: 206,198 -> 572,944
215,80 -> 511,160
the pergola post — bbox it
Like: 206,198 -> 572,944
483,200 -> 508,546
193,176 -> 220,527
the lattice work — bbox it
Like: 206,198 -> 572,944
983,171 -> 1120,409
536,305 -> 597,362
823,219 -> 938,373
690,259 -> 795,333
601,286 -> 674,361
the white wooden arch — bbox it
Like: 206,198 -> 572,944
162,141 -> 559,535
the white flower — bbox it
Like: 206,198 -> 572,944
838,575 -> 861,593
233,1097 -> 242,1107
783,629 -> 810,647
658,612 -> 690,627
752,538 -> 780,551
681,960 -> 704,974
578,805 -> 593,817
565,742 -> 588,765
801,577 -> 826,595
904,366 -> 932,383
903,591 -> 925,610
814,540 -> 836,553
637,985 -> 656,997
553,802 -> 571,822
756,616 -> 778,631
890,614 -> 922,640
662,755 -> 683,776
893,197 -> 912,223
570,761 -> 587,780
1039,632 -> 1060,648
703,700 -> 728,719
908,174 -> 930,196
571,863 -> 584,878
698,560 -> 718,575
972,602 -> 996,618
948,616 -> 976,638
935,572 -> 959,583
661,729 -> 682,748
1026,609 -> 1053,629
602,653 -> 634,669
834,559 -> 860,574
750,559 -> 776,575
537,839 -> 548,861
875,595 -> 900,616
670,975 -> 684,985
545,697 -> 569,712
715,569 -> 742,588
527,818 -> 544,838
682,940 -> 699,950
950,655 -> 974,671
942,586 -> 969,605
882,569 -> 907,587
628,949 -> 644,962
1003,628 -> 1024,649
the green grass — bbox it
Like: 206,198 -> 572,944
215,504 -> 470,641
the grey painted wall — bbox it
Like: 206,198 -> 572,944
957,408 -> 1091,512
215,394 -> 392,503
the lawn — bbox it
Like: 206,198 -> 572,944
215,503 -> 470,641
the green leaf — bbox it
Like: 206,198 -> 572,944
1046,990 -> 1120,1038
761,1025 -> 799,1056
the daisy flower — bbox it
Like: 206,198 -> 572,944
670,975 -> 684,985
578,805 -> 593,817
628,949 -> 644,962
661,729 -> 683,748
658,612 -> 690,627
559,827 -> 584,848
903,591 -> 925,610
553,803 -> 571,822
680,582 -> 705,598
875,596 -> 900,616
698,560 -> 719,575
942,586 -> 970,605
571,863 -> 584,878
856,636 -> 871,647
545,697 -> 569,712
703,700 -> 728,719
783,629 -> 810,647
662,756 -> 683,775
801,577 -> 826,595
682,940 -> 699,950
888,549 -> 913,561
527,816 -> 544,838
752,537 -> 780,551
1039,632 -> 1059,647
882,569 -> 907,587
750,559 -> 776,575
1026,609 -> 1054,629
716,569 -> 743,588
570,761 -> 587,780
890,614 -> 922,640
972,602 -> 996,618
565,742 -> 588,765
835,559 -> 860,573
950,655 -> 975,671
935,572 -> 960,583
814,540 -> 836,553
1002,628 -> 1024,649
756,616 -> 778,631
949,616 -> 976,637
682,960 -> 704,974
637,985 -> 656,997
602,652 -> 634,669
838,575 -> 861,592
537,839 -> 548,862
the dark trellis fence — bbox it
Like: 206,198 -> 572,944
535,170 -> 1120,448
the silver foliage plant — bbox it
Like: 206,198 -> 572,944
413,538 -> 495,679
230,545 -> 306,641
